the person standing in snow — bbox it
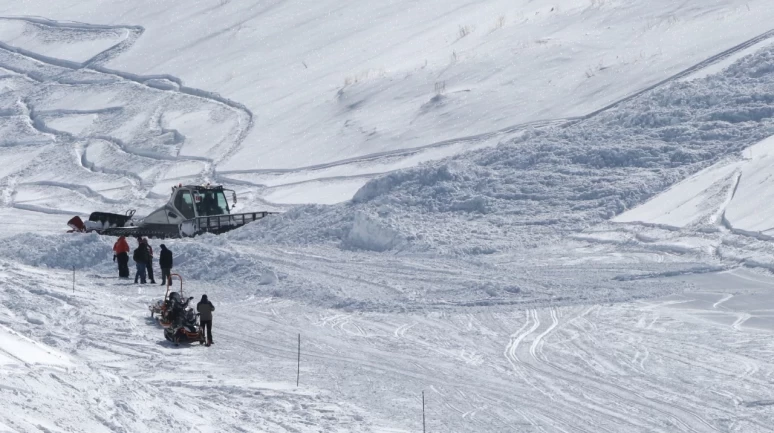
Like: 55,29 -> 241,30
143,238 -> 157,284
133,239 -> 149,284
159,244 -> 173,286
197,295 -> 215,346
112,236 -> 130,278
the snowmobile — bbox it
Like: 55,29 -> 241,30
67,184 -> 276,238
164,303 -> 205,345
162,293 -> 205,346
149,273 -> 183,327
153,273 -> 204,345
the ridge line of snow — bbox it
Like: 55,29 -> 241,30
719,172 -> 743,230
215,119 -> 567,176
576,27 -> 774,122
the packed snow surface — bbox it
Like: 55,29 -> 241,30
4,232 -> 774,432
4,1 -> 774,432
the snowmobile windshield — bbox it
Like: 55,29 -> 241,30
194,190 -> 229,217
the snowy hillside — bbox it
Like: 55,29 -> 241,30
239,43 -> 774,255
1,0 -> 774,213
5,1 -> 774,432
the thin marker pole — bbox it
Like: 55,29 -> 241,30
72,266 -> 75,293
296,333 -> 301,387
422,391 -> 426,433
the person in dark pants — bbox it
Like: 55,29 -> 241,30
159,244 -> 173,285
113,236 -> 130,278
142,238 -> 157,284
197,295 -> 215,346
133,240 -> 149,284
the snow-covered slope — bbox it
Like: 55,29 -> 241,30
2,0 -> 774,210
618,133 -> 774,235
3,223 -> 774,431
616,45 -> 774,235
236,43 -> 774,255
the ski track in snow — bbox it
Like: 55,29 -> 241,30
6,256 -> 774,432
0,264 -> 376,432
0,16 -> 254,215
5,240 -> 773,432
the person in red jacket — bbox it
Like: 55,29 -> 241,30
112,236 -> 130,278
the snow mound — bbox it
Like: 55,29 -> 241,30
167,237 -> 274,285
353,162 -> 492,214
1,232 -> 113,270
258,269 -> 278,285
342,212 -> 406,252
229,204 -> 428,253
0,233 -> 276,296
228,204 -> 354,246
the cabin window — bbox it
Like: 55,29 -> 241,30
195,191 -> 229,216
174,190 -> 196,219
217,192 -> 229,213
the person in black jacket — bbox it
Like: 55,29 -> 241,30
143,238 -> 156,284
197,295 -> 215,346
133,240 -> 149,284
159,244 -> 173,286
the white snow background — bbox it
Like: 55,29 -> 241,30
3,1 -> 774,432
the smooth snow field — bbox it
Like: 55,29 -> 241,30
5,1 -> 774,432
